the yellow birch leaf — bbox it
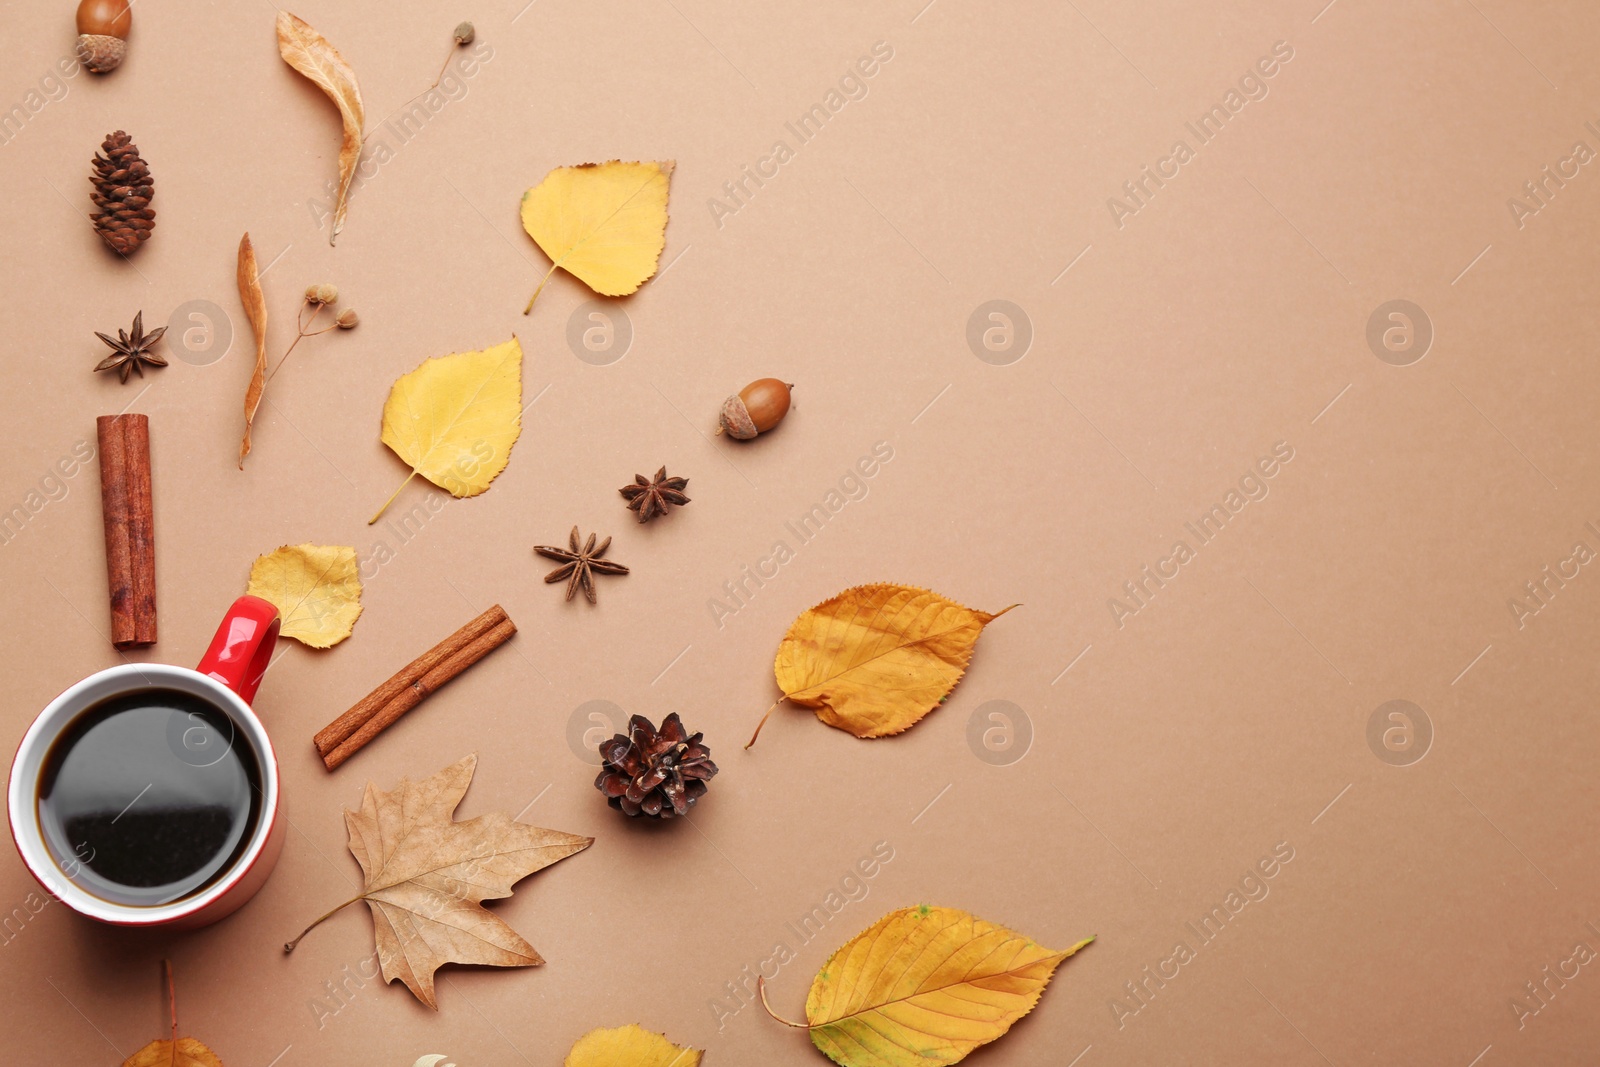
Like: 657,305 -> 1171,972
245,543 -> 363,648
371,337 -> 522,523
277,11 -> 364,246
751,584 -> 1015,744
761,905 -> 1092,1067
236,232 -> 268,468
519,160 -> 674,313
565,1024 -> 702,1067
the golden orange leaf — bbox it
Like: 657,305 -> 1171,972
284,755 -> 592,1009
751,584 -> 1014,744
123,962 -> 225,1067
235,232 -> 268,468
276,11 -> 364,245
124,1038 -> 224,1067
760,905 -> 1091,1067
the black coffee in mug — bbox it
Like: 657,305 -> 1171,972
35,687 -> 262,906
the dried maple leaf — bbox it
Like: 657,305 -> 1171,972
759,906 -> 1092,1067
519,160 -> 673,313
244,543 -> 363,648
277,11 -> 364,245
371,337 -> 522,523
565,1023 -> 702,1066
747,584 -> 1015,746
124,962 -> 225,1067
285,755 -> 592,1009
236,233 -> 268,468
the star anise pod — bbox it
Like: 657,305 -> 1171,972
534,526 -> 629,603
93,311 -> 167,383
619,466 -> 690,523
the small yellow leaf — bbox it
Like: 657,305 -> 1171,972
277,11 -> 365,245
763,584 -> 1014,741
123,1037 -> 224,1067
519,160 -> 673,313
775,906 -> 1091,1067
371,337 -> 522,523
245,543 -> 363,648
564,1023 -> 702,1067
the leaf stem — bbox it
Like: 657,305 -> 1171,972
284,895 -> 364,952
369,470 -> 419,525
745,697 -> 783,749
266,303 -> 326,384
164,959 -> 176,1041
523,264 -> 560,314
756,976 -> 809,1028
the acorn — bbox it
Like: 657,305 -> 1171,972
75,0 -> 131,73
717,378 -> 793,440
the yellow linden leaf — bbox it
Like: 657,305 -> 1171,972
245,543 -> 363,648
371,337 -> 522,523
564,1023 -> 702,1067
751,584 -> 1015,745
519,160 -> 674,313
761,906 -> 1091,1067
123,1037 -> 223,1067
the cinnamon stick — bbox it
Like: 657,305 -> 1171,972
96,414 -> 156,648
315,605 -> 515,770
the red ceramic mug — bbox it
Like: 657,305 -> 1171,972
7,596 -> 282,927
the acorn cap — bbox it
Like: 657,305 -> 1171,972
76,34 -> 125,73
718,394 -> 758,439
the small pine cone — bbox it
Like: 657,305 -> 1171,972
595,713 -> 718,819
89,131 -> 155,255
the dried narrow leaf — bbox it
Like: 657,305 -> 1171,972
763,905 -> 1091,1067
277,11 -> 364,245
245,543 -> 363,648
287,755 -> 592,1009
371,337 -> 522,523
754,584 -> 1015,743
565,1024 -> 702,1067
236,233 -> 268,468
519,160 -> 673,313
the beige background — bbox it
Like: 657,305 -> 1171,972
2,0 -> 1599,1062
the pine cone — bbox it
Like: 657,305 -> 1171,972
89,131 -> 154,255
595,713 -> 718,818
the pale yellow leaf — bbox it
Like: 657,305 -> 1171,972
123,1038 -> 223,1067
236,233 -> 268,468
277,11 -> 364,245
316,755 -> 592,1009
245,543 -> 362,648
761,584 -> 1014,741
565,1023 -> 702,1067
519,160 -> 673,312
778,905 -> 1091,1067
371,337 -> 522,523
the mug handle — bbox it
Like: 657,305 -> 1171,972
197,595 -> 281,705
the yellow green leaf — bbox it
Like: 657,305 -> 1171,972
371,337 -> 522,523
564,1023 -> 702,1067
764,905 -> 1091,1067
519,160 -> 674,313
245,543 -> 363,648
752,584 -> 1014,744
